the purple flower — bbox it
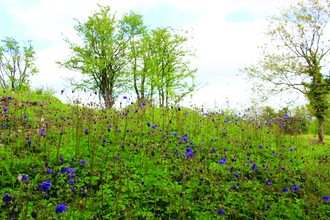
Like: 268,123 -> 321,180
234,173 -> 239,178
80,160 -> 87,165
264,180 -> 272,186
23,115 -> 28,119
3,193 -> 11,202
217,209 -> 225,215
46,168 -> 52,175
218,158 -> 226,165
323,196 -> 330,201
282,187 -> 289,192
55,204 -> 68,215
39,181 -> 51,192
21,175 -> 29,181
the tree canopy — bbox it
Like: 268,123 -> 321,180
56,4 -> 203,109
0,37 -> 38,92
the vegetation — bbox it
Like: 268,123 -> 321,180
240,0 -> 330,144
0,88 -> 329,220
56,5 -> 204,110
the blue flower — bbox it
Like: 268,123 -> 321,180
23,115 -> 28,119
264,180 -> 272,186
4,108 -> 8,112
217,209 -> 225,215
151,125 -> 156,129
69,179 -> 74,184
234,173 -> 239,178
266,205 -> 271,209
3,193 -> 11,202
281,167 -> 285,171
39,181 -> 51,192
61,167 -> 68,173
60,157 -> 65,162
218,158 -> 226,165
21,175 -> 29,181
80,160 -> 87,165
55,204 -> 68,215
251,164 -> 258,171
282,187 -> 289,192
142,102 -> 146,106
291,184 -> 301,191
85,129 -> 89,135
46,168 -> 52,175
66,168 -> 75,174
123,96 -> 127,99
7,97 -> 12,100
186,147 -> 192,153
323,195 -> 330,201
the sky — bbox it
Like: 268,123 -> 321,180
0,0 -> 320,113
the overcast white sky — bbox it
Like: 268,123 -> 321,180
0,0 -> 320,112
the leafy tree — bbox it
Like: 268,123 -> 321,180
56,4 -> 133,109
146,27 -> 202,108
120,11 -> 148,104
239,0 -> 330,144
0,37 -> 38,92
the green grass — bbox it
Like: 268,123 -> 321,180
0,88 -> 329,220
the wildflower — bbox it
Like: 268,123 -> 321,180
281,167 -> 285,171
60,157 -> 65,162
282,187 -> 289,192
217,209 -> 225,215
7,97 -> 12,100
123,96 -> 127,99
39,181 -> 51,192
85,129 -> 89,135
218,158 -> 226,165
266,205 -> 271,209
251,164 -> 258,171
173,132 -> 178,136
46,168 -> 52,175
23,115 -> 28,119
66,168 -> 75,174
3,125 -> 7,128
234,173 -> 239,178
31,210 -> 37,218
151,125 -> 156,129
3,193 -> 11,202
141,180 -> 145,185
55,204 -> 68,215
264,180 -> 272,186
323,196 -> 330,201
147,122 -> 150,127
4,108 -> 8,112
291,184 -> 301,191
21,175 -> 29,181
142,102 -> 146,106
69,179 -> 74,184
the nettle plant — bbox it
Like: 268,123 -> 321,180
0,89 -> 329,220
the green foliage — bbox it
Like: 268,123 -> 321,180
57,4 -> 205,110
239,0 -> 330,143
0,37 -> 38,92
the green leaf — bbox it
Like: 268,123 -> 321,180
2,160 -> 11,177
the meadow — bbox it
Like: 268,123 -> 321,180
0,88 -> 329,220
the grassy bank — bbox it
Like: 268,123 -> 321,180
0,89 -> 329,219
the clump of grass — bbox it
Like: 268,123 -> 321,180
0,88 -> 329,220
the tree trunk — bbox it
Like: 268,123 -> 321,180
317,116 -> 326,144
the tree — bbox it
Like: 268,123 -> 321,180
120,11 -> 147,105
239,0 -> 330,144
56,4 -> 133,109
145,27 -> 202,108
0,37 -> 38,92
